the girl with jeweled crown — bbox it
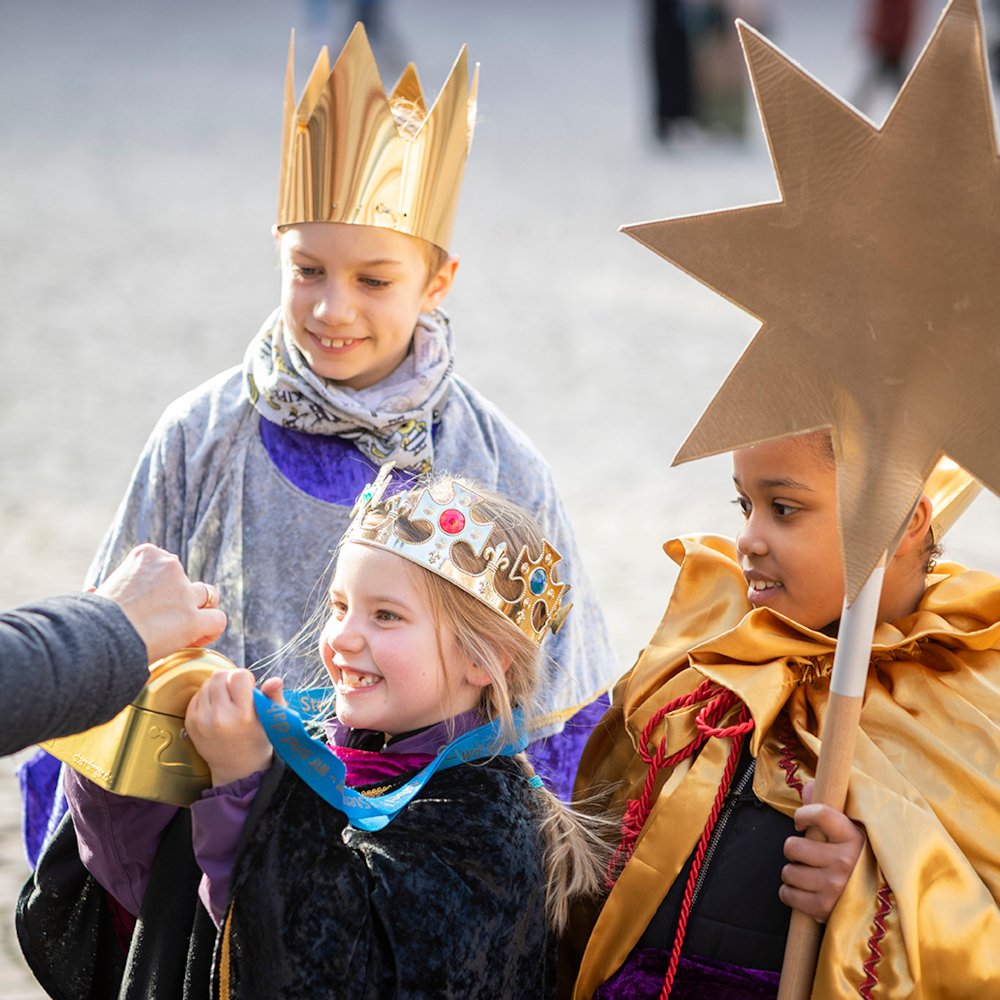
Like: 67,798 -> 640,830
47,473 -> 608,997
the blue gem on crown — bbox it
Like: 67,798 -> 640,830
344,463 -> 572,645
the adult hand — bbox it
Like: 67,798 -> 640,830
95,544 -> 226,662
780,781 -> 866,923
185,669 -> 284,787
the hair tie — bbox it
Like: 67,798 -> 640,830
528,774 -> 545,790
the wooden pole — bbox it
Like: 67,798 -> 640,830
776,557 -> 886,1000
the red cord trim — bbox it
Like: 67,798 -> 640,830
775,714 -> 804,798
858,881 -> 893,998
600,679 -> 758,1000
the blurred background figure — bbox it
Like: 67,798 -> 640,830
688,1 -> 771,138
303,0 -> 404,75
988,0 -> 1000,86
852,0 -> 917,115
648,1 -> 773,143
648,0 -> 695,142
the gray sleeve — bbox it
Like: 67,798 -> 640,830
85,368 -> 249,601
0,593 -> 148,756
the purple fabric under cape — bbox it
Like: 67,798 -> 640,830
594,948 -> 780,999
335,745 -> 436,785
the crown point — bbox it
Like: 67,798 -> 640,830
390,62 -> 426,116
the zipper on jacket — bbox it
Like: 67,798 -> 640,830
687,755 -> 757,913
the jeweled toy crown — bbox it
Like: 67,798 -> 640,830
344,466 -> 572,646
276,23 -> 478,251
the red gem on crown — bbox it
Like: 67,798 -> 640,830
439,508 -> 466,535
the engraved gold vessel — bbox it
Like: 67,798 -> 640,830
42,648 -> 237,807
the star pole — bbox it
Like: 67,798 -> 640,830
623,1 -> 1000,994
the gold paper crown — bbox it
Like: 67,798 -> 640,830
276,24 -> 478,251
344,466 -> 572,645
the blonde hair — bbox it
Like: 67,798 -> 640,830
358,475 -> 609,931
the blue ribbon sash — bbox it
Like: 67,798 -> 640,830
253,689 -> 527,831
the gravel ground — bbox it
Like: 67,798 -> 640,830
1,0 -> 993,993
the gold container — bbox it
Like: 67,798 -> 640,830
42,648 -> 237,807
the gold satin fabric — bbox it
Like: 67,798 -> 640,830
569,535 -> 1000,998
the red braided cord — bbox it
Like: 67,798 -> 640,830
605,682 -> 755,887
660,701 -> 754,999
604,680 -> 721,887
639,680 -> 720,759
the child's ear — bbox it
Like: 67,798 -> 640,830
464,653 -> 510,689
421,255 -> 459,311
893,494 -> 933,560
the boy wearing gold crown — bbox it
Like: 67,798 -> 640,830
22,24 -> 614,830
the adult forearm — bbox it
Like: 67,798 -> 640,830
0,593 -> 148,755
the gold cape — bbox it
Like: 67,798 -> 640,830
570,536 -> 1000,998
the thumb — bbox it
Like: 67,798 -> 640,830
801,780 -> 815,806
260,677 -> 286,707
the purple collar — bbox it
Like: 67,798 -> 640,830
323,710 -> 487,789
258,418 -> 419,504
326,709 -> 485,755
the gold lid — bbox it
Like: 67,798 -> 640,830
132,647 -> 236,716
42,648 -> 237,806
276,24 -> 478,251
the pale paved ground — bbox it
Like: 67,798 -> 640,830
1,0 -> 995,994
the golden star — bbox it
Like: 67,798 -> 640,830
625,0 -> 1000,600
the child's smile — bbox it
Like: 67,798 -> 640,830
744,571 -> 783,604
304,331 -> 369,370
313,334 -> 360,351
320,544 -> 483,735
278,222 -> 455,390
336,666 -> 382,692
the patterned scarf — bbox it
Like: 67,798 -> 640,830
243,307 -> 454,471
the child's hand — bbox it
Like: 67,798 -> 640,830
779,781 -> 865,923
185,670 -> 285,787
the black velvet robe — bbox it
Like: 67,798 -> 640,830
18,758 -> 556,999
